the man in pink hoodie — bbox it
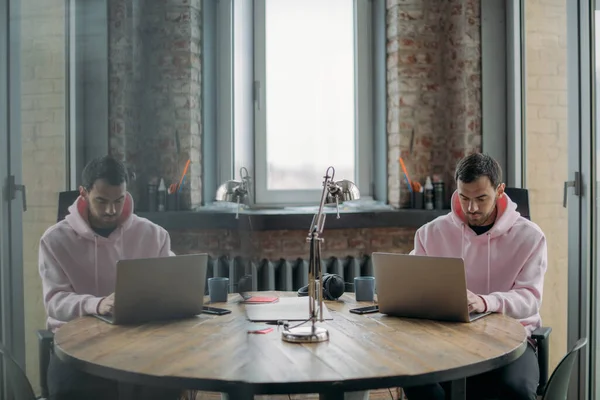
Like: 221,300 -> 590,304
403,153 -> 547,400
39,156 -> 180,400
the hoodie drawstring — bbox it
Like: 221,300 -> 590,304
461,224 -> 465,259
94,236 -> 99,296
487,233 -> 491,294
119,228 -> 125,261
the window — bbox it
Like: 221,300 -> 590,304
211,0 -> 374,207
254,0 -> 372,205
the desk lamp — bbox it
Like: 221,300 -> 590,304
281,166 -> 360,343
215,167 -> 252,219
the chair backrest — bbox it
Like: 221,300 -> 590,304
542,337 -> 588,400
58,190 -> 79,222
0,343 -> 37,400
504,187 -> 530,220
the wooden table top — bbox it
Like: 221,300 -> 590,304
54,291 -> 527,395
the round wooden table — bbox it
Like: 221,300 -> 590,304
54,292 -> 527,400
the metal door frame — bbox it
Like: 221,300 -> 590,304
1,0 -> 26,381
567,1 -> 593,399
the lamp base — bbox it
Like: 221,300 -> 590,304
281,326 -> 329,343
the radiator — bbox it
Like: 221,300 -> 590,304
205,255 -> 374,294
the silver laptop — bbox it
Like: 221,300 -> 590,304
94,253 -> 208,325
372,252 -> 491,323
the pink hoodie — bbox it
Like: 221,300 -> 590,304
39,193 -> 173,332
410,191 -> 547,336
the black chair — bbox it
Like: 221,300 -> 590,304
56,190 -> 79,222
503,187 -> 530,220
540,337 -> 587,400
37,190 -> 79,399
504,187 -> 552,395
1,342 -> 37,400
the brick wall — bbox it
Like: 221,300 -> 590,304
19,0 -> 68,392
108,0 -> 202,210
524,0 -> 568,372
170,228 -> 417,261
386,0 -> 482,208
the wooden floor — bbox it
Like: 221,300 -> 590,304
187,389 -> 404,399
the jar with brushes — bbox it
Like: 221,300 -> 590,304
167,182 -> 179,211
410,180 -> 424,209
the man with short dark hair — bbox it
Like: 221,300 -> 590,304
39,155 -> 179,400
403,153 -> 547,400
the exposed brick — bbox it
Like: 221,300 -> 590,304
387,0 -> 481,208
168,228 -> 418,263
108,0 -> 202,210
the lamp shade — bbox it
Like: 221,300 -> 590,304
325,179 -> 360,205
215,180 -> 244,203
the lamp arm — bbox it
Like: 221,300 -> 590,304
310,166 -> 335,237
238,167 -> 253,207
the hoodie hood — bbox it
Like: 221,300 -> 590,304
65,192 -> 135,240
449,190 -> 521,238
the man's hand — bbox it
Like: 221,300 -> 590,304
467,290 -> 486,313
97,293 -> 115,315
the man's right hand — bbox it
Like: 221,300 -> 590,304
97,293 -> 115,315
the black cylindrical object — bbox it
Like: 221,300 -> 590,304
434,182 -> 445,209
411,191 -> 424,209
167,192 -> 179,211
147,184 -> 158,212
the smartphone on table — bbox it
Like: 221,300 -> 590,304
202,306 -> 232,315
349,305 -> 379,315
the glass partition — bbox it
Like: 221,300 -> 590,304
523,0 -> 569,372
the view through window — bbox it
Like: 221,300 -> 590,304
264,0 -> 355,190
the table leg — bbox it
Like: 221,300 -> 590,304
221,388 -> 254,400
117,382 -> 135,400
446,378 -> 466,400
319,393 -> 344,400
319,390 -> 369,400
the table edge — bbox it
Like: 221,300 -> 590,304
248,339 -> 528,394
54,332 -> 528,394
53,344 -> 247,393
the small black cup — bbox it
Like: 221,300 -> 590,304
411,191 -> 424,209
167,193 -> 179,211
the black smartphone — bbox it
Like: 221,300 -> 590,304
202,306 -> 232,315
349,305 -> 379,315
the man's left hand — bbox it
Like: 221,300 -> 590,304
467,290 -> 486,313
